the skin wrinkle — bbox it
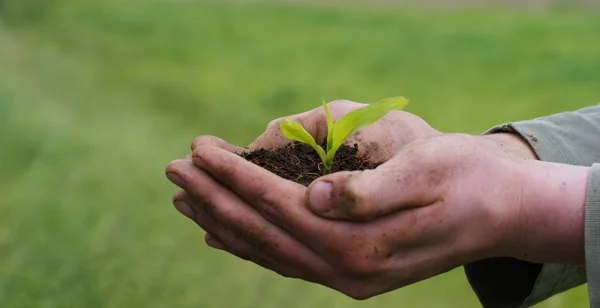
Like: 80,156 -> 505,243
222,201 -> 329,280
396,161 -> 431,205
173,190 -> 197,217
378,208 -> 448,288
392,220 -> 477,290
339,244 -> 375,277
237,222 -> 273,255
207,151 -> 274,213
342,172 -> 372,218
363,205 -> 429,251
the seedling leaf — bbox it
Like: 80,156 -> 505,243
326,96 -> 408,162
279,96 -> 409,176
323,100 -> 334,153
279,119 -> 327,164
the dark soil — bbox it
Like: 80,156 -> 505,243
241,140 -> 382,186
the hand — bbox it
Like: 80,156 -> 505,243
165,132 -> 589,299
183,100 -> 438,163
186,100 -> 440,163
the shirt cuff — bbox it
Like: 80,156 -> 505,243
585,163 -> 600,306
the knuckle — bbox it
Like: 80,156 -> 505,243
343,176 -> 373,219
171,190 -> 187,203
266,118 -> 283,131
342,262 -> 373,278
219,156 -> 237,174
236,223 -> 270,250
194,212 -> 211,231
248,188 -> 271,208
204,233 -> 220,247
339,254 -> 378,277
193,135 -> 236,152
236,224 -> 256,243
245,188 -> 284,221
327,99 -> 352,108
250,253 -> 273,269
191,135 -> 214,149
190,190 -> 217,213
327,100 -> 366,114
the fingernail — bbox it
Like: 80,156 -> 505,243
167,172 -> 186,188
308,181 -> 332,212
174,200 -> 194,218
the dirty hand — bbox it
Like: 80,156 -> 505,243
165,133 -> 588,299
183,99 -> 437,162
252,99 -> 439,162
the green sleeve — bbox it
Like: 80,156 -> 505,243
464,103 -> 600,307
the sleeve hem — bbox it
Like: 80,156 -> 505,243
482,122 -> 577,165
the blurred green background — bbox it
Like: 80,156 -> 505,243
1,0 -> 598,307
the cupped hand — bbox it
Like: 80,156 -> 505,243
164,131 -> 588,299
187,100 -> 439,163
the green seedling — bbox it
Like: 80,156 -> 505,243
279,96 -> 409,175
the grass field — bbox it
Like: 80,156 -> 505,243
1,1 -> 599,307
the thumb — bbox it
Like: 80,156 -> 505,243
305,158 -> 435,221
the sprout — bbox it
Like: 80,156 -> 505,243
279,96 -> 409,174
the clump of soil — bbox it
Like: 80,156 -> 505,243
241,140 -> 382,186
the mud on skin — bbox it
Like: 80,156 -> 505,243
241,141 -> 382,186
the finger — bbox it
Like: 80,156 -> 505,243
191,135 -> 247,154
165,159 -> 333,282
172,191 -> 228,249
171,190 -> 229,250
205,233 -> 227,250
173,189 -> 197,220
191,145 -> 333,239
248,110 -> 324,151
173,188 -> 303,276
176,191 -> 287,273
305,149 -> 440,221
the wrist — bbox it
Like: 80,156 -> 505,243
501,159 -> 589,265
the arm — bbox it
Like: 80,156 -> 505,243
166,102 -> 600,306
465,103 -> 600,307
